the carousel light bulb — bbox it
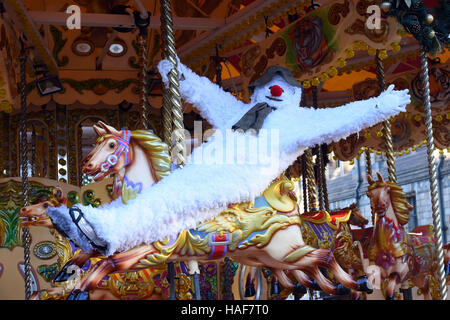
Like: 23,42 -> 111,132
428,30 -> 436,38
311,77 -> 320,86
425,14 -> 434,24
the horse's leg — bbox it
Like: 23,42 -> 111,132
291,270 -> 311,299
54,251 -> 96,283
385,273 -> 401,300
245,266 -> 257,297
68,245 -> 157,299
281,247 -> 362,295
273,269 -> 295,289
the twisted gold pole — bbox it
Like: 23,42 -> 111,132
160,4 -> 172,148
319,146 -> 330,212
301,155 -> 308,213
305,148 -> 318,211
19,49 -> 32,299
139,34 -> 150,130
420,48 -> 447,300
160,0 -> 188,301
365,149 -> 372,179
160,0 -> 185,167
376,51 -> 396,184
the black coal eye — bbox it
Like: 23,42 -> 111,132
109,143 -> 115,148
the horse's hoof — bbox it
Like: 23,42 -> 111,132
244,284 -> 256,297
293,283 -> 307,295
335,283 -> 351,295
310,280 -> 322,291
357,276 -> 373,294
293,283 -> 307,299
67,289 -> 90,300
270,280 -> 282,296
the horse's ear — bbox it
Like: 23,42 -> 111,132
376,172 -> 385,183
97,121 -> 121,137
93,123 -> 107,137
367,174 -> 374,185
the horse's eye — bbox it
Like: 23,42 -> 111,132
43,203 -> 48,208
109,143 -> 115,148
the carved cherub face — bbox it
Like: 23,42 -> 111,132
250,75 -> 302,110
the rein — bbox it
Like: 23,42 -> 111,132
99,130 -> 132,172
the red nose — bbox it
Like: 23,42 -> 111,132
270,85 -> 283,97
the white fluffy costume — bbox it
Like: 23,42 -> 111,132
47,59 -> 411,256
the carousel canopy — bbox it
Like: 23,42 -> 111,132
0,0 -> 448,160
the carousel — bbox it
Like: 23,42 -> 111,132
0,0 -> 448,301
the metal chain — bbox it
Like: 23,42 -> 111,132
376,51 -> 396,183
139,35 -> 150,130
19,48 -> 32,300
419,48 -> 447,300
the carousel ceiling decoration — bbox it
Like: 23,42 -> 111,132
0,0 -> 447,155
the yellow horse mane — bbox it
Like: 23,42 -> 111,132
368,180 -> 412,226
130,130 -> 171,182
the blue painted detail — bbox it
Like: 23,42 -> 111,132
237,230 -> 266,247
254,195 -> 270,208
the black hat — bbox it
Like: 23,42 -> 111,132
248,65 -> 301,92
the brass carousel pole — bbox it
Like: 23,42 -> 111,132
305,87 -> 320,300
365,148 -> 372,179
305,87 -> 319,212
419,47 -> 447,300
159,0 -> 198,300
19,44 -> 32,299
376,50 -> 397,184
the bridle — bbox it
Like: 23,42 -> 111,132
98,130 -> 131,173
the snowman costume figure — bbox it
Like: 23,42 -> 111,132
47,59 -> 411,256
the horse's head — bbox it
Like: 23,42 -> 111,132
19,187 -> 64,228
347,203 -> 369,228
82,121 -> 132,182
366,172 -> 391,218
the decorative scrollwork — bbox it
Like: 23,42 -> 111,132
265,38 -> 286,59
328,0 -> 350,25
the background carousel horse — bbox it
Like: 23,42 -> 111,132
365,172 -> 449,300
20,122 -> 372,300
241,203 -> 371,300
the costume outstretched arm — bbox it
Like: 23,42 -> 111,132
158,58 -> 248,129
282,85 -> 411,153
